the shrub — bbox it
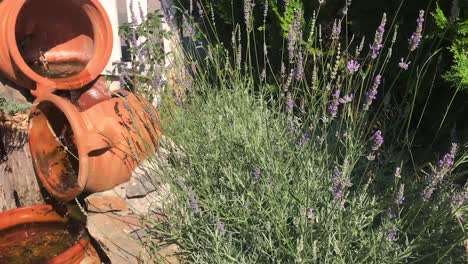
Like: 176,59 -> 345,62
124,1 -> 468,262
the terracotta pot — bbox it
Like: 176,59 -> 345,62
28,91 -> 162,201
0,204 -> 100,264
0,0 -> 113,97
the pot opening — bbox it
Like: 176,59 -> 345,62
30,102 -> 80,193
15,0 -> 95,78
0,221 -> 85,264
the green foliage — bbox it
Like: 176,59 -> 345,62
117,10 -> 172,101
432,4 -> 448,30
270,0 -> 303,36
0,98 -> 31,115
127,1 -> 468,262
432,3 -> 468,89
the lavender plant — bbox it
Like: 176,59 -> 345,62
141,1 -> 468,263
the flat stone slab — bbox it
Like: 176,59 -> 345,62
87,212 -> 179,263
85,194 -> 128,213
87,213 -> 149,263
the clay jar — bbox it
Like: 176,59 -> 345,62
28,90 -> 162,201
0,0 -> 113,97
0,205 -> 99,263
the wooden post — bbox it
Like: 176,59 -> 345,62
0,82 -> 44,212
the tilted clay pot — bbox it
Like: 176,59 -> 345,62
28,90 -> 162,201
0,205 -> 100,264
0,0 -> 113,97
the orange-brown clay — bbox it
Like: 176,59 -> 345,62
28,91 -> 163,201
0,205 -> 100,264
0,0 -> 113,97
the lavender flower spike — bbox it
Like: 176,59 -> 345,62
244,0 -> 255,27
328,89 -> 341,118
363,75 -> 381,111
331,166 -> 345,208
451,188 -> 468,207
190,193 -> 200,216
422,143 -> 459,201
409,10 -> 425,51
331,19 -> 341,40
252,167 -> 261,182
286,91 -> 294,114
346,60 -> 360,73
370,13 -> 387,59
398,58 -> 411,70
371,130 -> 384,151
395,184 -> 405,206
387,227 -> 398,241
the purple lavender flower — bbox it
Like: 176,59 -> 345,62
299,129 -> 312,147
296,49 -> 304,80
263,0 -> 269,23
346,60 -> 360,73
190,193 -> 200,216
129,0 -> 138,26
285,69 -> 294,89
183,14 -> 194,38
293,9 -> 302,39
244,0 -> 255,27
307,208 -> 315,220
398,58 -> 411,70
138,1 -> 145,22
409,10 -> 425,51
338,93 -> 354,104
261,68 -> 266,81
394,167 -> 401,178
252,167 -> 261,182
422,143 -> 459,201
331,19 -> 341,40
152,70 -> 161,92
328,89 -> 341,118
216,221 -> 225,234
451,189 -> 468,207
281,61 -> 286,79
197,1 -> 204,17
370,13 -> 387,59
387,227 -> 398,241
363,75 -> 381,111
331,166 -> 345,208
371,130 -> 384,151
395,184 -> 405,206
288,27 -> 296,64
286,91 -> 294,114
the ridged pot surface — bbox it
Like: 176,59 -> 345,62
28,91 -> 163,201
0,0 -> 113,96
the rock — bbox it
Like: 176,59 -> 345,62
85,193 -> 128,213
84,135 -> 183,263
126,184 -> 170,215
87,213 -> 150,264
126,161 -> 160,198
0,81 -> 30,104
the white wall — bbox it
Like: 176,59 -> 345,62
98,0 -> 154,75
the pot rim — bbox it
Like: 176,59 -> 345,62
29,93 -> 91,201
6,0 -> 114,91
0,204 -> 90,264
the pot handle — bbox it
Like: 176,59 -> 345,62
83,118 -> 121,157
31,83 -> 56,97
